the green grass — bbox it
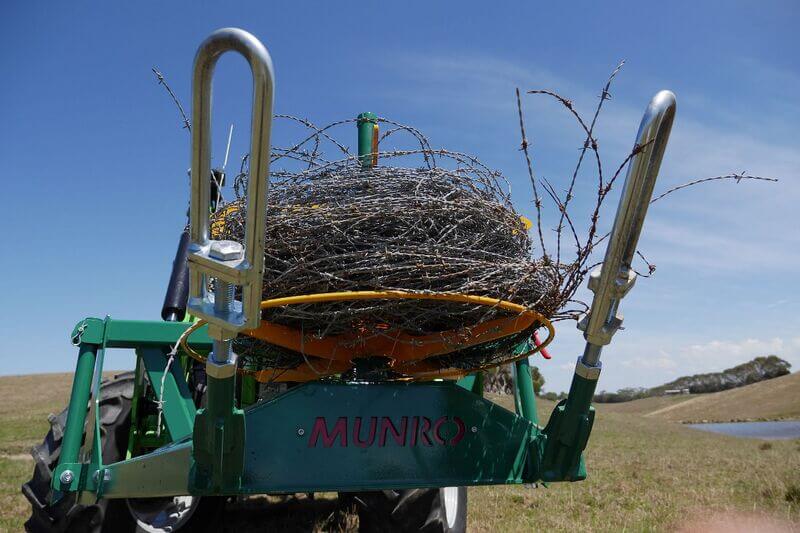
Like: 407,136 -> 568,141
0,374 -> 798,531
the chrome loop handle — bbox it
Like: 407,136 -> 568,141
579,90 -> 676,366
187,28 -> 275,333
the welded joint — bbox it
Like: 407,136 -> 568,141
574,357 -> 602,381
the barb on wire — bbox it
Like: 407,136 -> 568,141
155,347 -> 176,437
515,87 -> 547,257
152,67 -> 191,132
634,250 -> 656,277
556,61 -> 624,266
650,173 -> 778,203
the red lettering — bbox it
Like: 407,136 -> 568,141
307,415 -> 465,448
308,416 -> 347,448
353,417 -> 377,448
418,417 -> 433,446
450,416 -> 465,446
379,416 -> 408,446
433,416 -> 448,445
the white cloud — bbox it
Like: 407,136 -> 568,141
607,334 -> 800,390
621,354 -> 678,371
678,336 -> 800,373
765,299 -> 790,309
641,217 -> 800,273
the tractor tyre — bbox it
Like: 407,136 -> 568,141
22,371 -> 223,532
347,487 -> 467,532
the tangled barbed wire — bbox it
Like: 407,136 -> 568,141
213,124 -> 563,371
216,158 -> 564,331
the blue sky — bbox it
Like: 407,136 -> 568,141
1,2 -> 797,393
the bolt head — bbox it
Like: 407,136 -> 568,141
59,470 -> 74,484
471,426 -> 478,433
209,240 -> 244,261
297,428 -> 305,436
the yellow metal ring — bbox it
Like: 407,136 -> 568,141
177,290 -> 554,381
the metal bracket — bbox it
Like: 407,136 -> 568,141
576,267 -> 636,346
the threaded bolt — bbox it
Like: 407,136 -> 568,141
214,280 -> 235,314
59,470 -> 74,485
211,279 -> 236,364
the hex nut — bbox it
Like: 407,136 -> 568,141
209,240 -> 244,261
59,470 -> 74,484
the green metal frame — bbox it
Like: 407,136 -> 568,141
51,316 -> 596,502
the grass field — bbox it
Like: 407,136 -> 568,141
1,373 -> 798,532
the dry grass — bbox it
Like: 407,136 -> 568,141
604,372 -> 800,423
470,395 -> 800,531
0,374 -> 798,532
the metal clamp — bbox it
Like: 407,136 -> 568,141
186,28 -> 275,335
580,90 -> 676,366
576,267 -> 636,345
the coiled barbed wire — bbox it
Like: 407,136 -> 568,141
215,138 -> 565,370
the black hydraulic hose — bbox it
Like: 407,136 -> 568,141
161,230 -> 191,322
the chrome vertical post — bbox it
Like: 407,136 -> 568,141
576,90 -> 677,375
186,28 -> 275,365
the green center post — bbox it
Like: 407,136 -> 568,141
357,112 -> 378,168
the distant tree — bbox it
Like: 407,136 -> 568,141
530,366 -> 545,396
483,365 -> 513,394
650,355 -> 791,395
483,364 -> 545,395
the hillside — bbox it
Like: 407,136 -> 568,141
605,371 -> 800,423
594,355 -> 791,403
